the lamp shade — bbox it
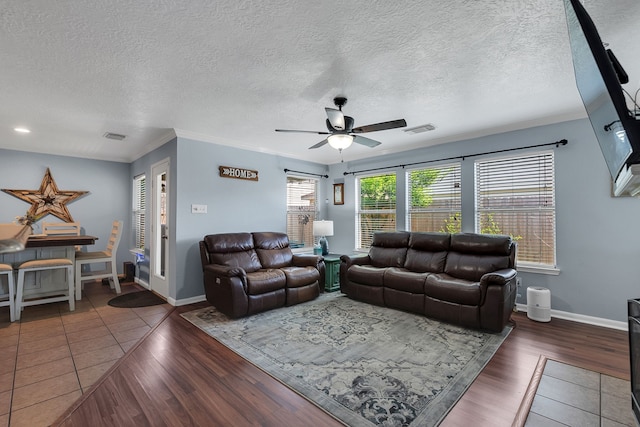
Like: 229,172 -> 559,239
327,134 -> 353,150
313,220 -> 334,237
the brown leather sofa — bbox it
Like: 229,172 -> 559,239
199,232 -> 324,318
340,232 -> 517,332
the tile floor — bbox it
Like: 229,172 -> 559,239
0,280 -> 172,427
525,359 -> 637,427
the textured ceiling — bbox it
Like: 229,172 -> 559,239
1,0 -> 639,164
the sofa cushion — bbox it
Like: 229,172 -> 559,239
425,273 -> 481,305
384,268 -> 429,294
204,232 -> 262,273
369,231 -> 410,268
280,266 -> 319,288
449,233 -> 512,256
444,233 -> 512,281
444,252 -> 510,282
246,269 -> 286,295
347,265 -> 386,287
253,232 -> 294,268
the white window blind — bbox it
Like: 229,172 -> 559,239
357,173 -> 397,249
133,174 -> 146,250
407,163 -> 461,233
286,176 -> 318,248
475,151 -> 555,267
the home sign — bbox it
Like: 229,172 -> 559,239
219,166 -> 259,181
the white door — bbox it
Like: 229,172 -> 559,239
150,159 -> 170,299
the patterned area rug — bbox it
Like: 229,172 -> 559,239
181,293 -> 511,427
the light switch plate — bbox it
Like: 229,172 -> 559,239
191,204 -> 207,214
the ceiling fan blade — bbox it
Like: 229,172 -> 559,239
325,108 -> 345,130
351,119 -> 407,133
309,139 -> 329,149
353,135 -> 382,148
275,129 -> 330,135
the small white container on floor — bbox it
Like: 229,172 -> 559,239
527,286 -> 551,322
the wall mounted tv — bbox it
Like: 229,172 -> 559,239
563,0 -> 640,196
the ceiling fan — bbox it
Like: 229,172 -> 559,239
275,97 -> 407,151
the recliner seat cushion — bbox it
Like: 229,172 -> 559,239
246,269 -> 286,295
253,232 -> 294,268
368,232 -> 410,268
280,266 -> 319,288
204,233 -> 262,273
444,252 -> 510,282
347,265 -> 386,287
384,268 -> 428,293
425,273 -> 481,305
404,232 -> 450,273
445,233 -> 512,281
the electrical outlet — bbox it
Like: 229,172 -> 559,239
516,277 -> 522,288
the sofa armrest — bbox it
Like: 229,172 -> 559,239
199,241 -> 210,271
340,254 -> 371,268
292,254 -> 323,268
204,263 -> 246,279
479,268 -> 517,287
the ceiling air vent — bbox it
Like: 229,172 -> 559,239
103,132 -> 126,141
403,124 -> 436,134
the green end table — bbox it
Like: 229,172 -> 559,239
322,254 -> 342,292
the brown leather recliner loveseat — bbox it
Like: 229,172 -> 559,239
340,231 -> 517,332
199,232 -> 324,318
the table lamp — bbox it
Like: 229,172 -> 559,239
313,220 -> 333,256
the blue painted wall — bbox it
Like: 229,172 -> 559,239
173,137 -> 328,301
324,118 -> 640,323
3,116 -> 639,323
0,149 -> 131,270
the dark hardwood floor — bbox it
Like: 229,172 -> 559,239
53,306 -> 630,427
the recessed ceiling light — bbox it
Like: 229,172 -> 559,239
14,127 -> 31,133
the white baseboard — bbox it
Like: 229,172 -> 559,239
133,278 -> 206,307
515,303 -> 627,331
171,294 -> 207,307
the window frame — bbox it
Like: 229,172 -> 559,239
132,174 -> 146,253
474,150 -> 557,270
356,172 -> 397,250
406,162 -> 462,233
286,175 -> 319,250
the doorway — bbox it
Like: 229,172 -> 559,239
150,159 -> 170,299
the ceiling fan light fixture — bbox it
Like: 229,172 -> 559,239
327,134 -> 353,150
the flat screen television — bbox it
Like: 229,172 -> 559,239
563,0 -> 640,196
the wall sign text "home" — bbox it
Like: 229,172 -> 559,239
219,166 -> 259,181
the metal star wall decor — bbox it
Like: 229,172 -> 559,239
2,168 -> 88,222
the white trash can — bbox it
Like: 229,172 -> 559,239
527,286 -> 551,322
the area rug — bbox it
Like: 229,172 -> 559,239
108,290 -> 166,308
181,293 -> 511,426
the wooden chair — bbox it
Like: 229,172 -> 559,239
42,222 -> 81,236
75,220 -> 122,300
42,222 -> 82,251
0,263 -> 16,322
15,258 -> 74,320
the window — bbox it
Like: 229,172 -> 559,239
475,151 -> 555,267
357,173 -> 396,249
286,176 -> 318,249
133,174 -> 146,251
407,163 -> 461,233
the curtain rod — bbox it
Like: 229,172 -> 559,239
284,168 -> 329,178
343,139 -> 568,176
